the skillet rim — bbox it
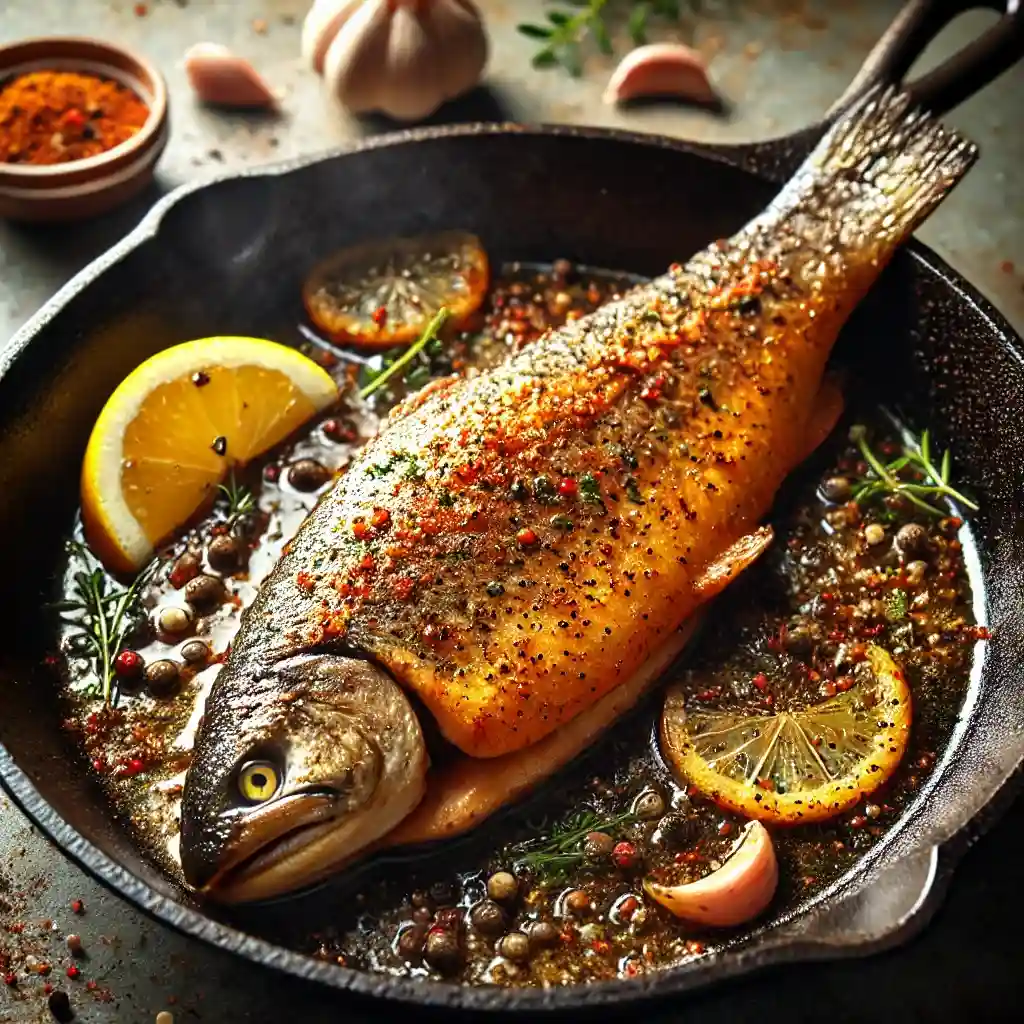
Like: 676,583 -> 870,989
0,120 -> 1021,1012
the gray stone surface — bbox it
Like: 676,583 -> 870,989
0,2 -> 1021,1022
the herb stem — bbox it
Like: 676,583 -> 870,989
359,307 -> 450,401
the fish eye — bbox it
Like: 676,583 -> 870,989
237,761 -> 280,804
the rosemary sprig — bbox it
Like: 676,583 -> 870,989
57,541 -> 157,705
850,428 -> 978,518
512,807 -> 637,885
359,306 -> 451,401
217,469 -> 256,530
518,0 -> 688,76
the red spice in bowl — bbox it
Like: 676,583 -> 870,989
0,37 -> 169,222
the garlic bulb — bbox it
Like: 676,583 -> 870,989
301,0 -> 488,122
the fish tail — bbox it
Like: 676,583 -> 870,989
760,86 -> 977,262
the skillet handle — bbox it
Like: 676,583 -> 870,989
826,0 -> 1024,118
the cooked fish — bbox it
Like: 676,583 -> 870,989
179,88 -> 976,902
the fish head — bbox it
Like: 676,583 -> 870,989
179,652 -> 428,903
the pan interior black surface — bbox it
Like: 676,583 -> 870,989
0,122 -> 1023,1010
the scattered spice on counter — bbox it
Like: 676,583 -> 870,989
0,71 -> 149,165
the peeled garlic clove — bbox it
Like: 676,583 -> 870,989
184,42 -> 276,109
643,821 -> 778,927
604,43 -> 716,107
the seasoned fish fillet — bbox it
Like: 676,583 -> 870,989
180,88 -> 976,901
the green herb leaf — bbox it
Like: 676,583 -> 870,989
885,589 -> 909,623
359,307 -> 450,401
547,10 -> 571,25
629,3 -> 650,44
532,48 -> 560,68
518,22 -> 553,38
593,18 -> 614,54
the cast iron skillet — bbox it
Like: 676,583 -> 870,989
0,0 -> 1022,1012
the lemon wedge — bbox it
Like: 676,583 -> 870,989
81,336 -> 338,573
660,646 -> 911,824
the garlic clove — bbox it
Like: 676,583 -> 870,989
301,0 -> 362,75
184,43 -> 276,109
643,821 -> 778,927
604,42 -> 716,107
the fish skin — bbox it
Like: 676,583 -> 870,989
191,88 -> 977,765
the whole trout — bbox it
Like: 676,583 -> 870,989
181,89 -> 976,902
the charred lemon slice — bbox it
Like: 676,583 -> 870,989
661,646 -> 911,824
81,337 -> 338,573
302,230 -> 489,348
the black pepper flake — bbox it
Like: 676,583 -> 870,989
192,370 -> 211,387
698,387 -> 718,410
211,435 -> 228,456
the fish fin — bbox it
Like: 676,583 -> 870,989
770,85 -> 978,253
694,525 -> 774,601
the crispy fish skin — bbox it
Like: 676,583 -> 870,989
236,90 -> 976,759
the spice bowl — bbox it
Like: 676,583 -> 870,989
0,36 -> 169,223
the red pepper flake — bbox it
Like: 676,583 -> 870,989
393,577 -> 415,601
685,940 -> 706,956
3,973 -> 15,986
751,672 -> 768,691
558,477 -> 578,498
351,519 -> 372,540
66,965 -> 81,980
370,508 -> 391,529
717,820 -> 733,836
972,625 -> 992,640
359,554 -> 375,571
86,980 -> 98,991
371,305 -> 388,327
756,777 -> 774,791
516,527 -> 539,548
617,895 -> 639,920
590,939 -> 611,955
295,571 -> 314,592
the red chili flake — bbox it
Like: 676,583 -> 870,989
359,554 -> 375,571
836,675 -> 855,692
822,681 -> 837,697
640,375 -> 665,403
718,820 -> 733,836
86,980 -> 98,991
371,306 -> 388,327
558,477 -> 578,498
612,841 -> 639,870
751,672 -> 768,691
591,939 -> 611,955
295,571 -> 314,592
71,900 -> 85,915
113,650 -> 143,678
685,940 -> 706,955
3,973 -> 15,986
516,527 -> 539,548
972,626 -> 992,640
370,508 -> 391,529
66,965 -> 81,980
393,577 -> 415,601
624,960 -> 640,977
756,777 -> 774,791
617,896 -> 639,920
351,519 -> 372,540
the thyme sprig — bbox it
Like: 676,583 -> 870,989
518,0 -> 690,76
359,306 -> 451,401
850,427 -> 978,518
217,470 -> 256,530
55,541 -> 157,705
512,807 -> 637,885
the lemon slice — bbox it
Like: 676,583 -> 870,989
660,646 -> 911,824
81,336 -> 338,573
302,230 -> 489,348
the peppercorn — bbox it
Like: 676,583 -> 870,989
287,458 -> 331,492
509,480 -> 528,501
423,927 -> 463,975
145,660 -> 180,697
487,871 -> 518,903
895,522 -> 928,555
469,900 -> 507,937
783,623 -> 814,654
612,841 -> 640,870
322,417 -> 357,443
558,477 -> 578,498
516,527 -> 539,548
46,989 -> 74,1023
181,640 -> 210,665
820,476 -> 851,503
156,605 -> 193,637
486,581 -> 505,597
184,574 -> 225,611
533,475 -> 555,502
550,513 -> 573,530
208,534 -> 241,572
527,920 -> 560,948
498,931 -> 531,963
582,831 -> 615,861
632,789 -> 666,820
113,650 -> 143,679
65,934 -> 83,957
169,551 -> 201,589
396,923 -> 426,963
433,907 -> 463,933
564,889 -> 590,915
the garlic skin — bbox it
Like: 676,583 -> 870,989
643,821 -> 778,927
302,0 -> 488,122
183,43 -> 276,109
604,42 -> 716,107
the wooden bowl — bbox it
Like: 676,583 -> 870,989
0,36 -> 169,223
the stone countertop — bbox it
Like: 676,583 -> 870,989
1,2 -> 1022,1022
